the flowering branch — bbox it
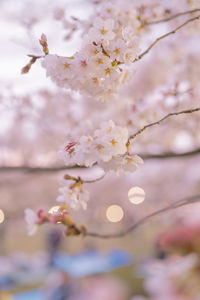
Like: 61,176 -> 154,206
86,194 -> 200,239
2,108 -> 200,177
134,14 -> 200,62
128,107 -> 200,142
25,194 -> 200,238
24,204 -> 87,236
21,34 -> 48,74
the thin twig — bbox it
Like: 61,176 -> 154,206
128,107 -> 200,141
144,8 -> 200,25
82,173 -> 106,183
85,194 -> 200,239
134,14 -> 200,62
27,54 -> 44,59
64,172 -> 106,184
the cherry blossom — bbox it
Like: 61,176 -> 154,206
57,181 -> 90,210
24,208 -> 38,236
58,120 -> 143,175
41,1 -> 142,100
2,3 -> 200,297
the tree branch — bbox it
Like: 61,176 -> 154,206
144,8 -> 200,25
128,107 -> 200,141
141,148 -> 200,160
1,148 -> 200,174
0,165 -> 81,173
85,194 -> 200,239
1,109 -> 199,174
134,14 -> 200,62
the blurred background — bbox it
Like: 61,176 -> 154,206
1,0 -> 200,299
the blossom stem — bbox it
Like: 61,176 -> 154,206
134,14 -> 200,62
64,173 -> 106,184
144,8 -> 200,26
128,107 -> 200,142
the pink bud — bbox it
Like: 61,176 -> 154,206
21,65 -> 30,74
39,33 -> 47,46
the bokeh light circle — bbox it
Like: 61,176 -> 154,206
48,206 -> 60,214
106,205 -> 124,222
128,187 -> 145,205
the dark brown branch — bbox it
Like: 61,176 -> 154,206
144,8 -> 200,25
0,149 -> 196,174
21,54 -> 45,74
141,148 -> 200,159
134,14 -> 200,62
128,107 -> 200,141
1,148 -> 200,174
85,194 -> 200,239
0,165 -> 81,173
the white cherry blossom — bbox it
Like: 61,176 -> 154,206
58,120 -> 143,174
24,208 -> 38,236
41,1 -> 142,100
57,182 -> 90,210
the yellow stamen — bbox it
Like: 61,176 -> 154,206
81,60 -> 87,67
112,60 -> 118,67
92,77 -> 100,84
115,48 -> 120,55
111,139 -> 117,146
107,127 -> 112,133
96,144 -> 104,151
64,63 -> 70,69
97,58 -> 103,64
105,68 -> 112,75
93,49 -> 98,55
101,28 -> 107,35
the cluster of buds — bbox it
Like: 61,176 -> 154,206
39,33 -> 49,55
24,204 -> 87,236
21,56 -> 38,74
21,34 -> 49,74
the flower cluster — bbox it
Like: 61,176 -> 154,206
57,180 -> 89,210
24,205 -> 83,236
58,120 -> 143,174
42,2 -> 141,100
